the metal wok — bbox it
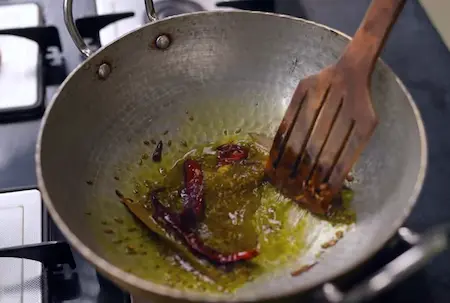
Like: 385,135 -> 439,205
36,0 -> 447,302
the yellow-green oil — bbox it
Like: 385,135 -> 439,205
91,136 -> 355,293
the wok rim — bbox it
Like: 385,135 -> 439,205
36,10 -> 428,302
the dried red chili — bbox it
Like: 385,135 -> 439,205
151,188 -> 258,264
183,232 -> 258,264
216,144 -> 249,166
180,159 -> 205,225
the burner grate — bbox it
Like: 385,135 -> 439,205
0,190 -> 42,303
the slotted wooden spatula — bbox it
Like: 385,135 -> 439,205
265,0 -> 406,215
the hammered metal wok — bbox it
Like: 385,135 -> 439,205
36,0 -> 447,302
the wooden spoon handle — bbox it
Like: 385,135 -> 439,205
339,0 -> 406,78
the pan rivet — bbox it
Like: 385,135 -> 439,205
97,63 -> 111,80
155,35 -> 171,50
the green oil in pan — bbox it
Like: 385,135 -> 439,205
93,135 -> 355,293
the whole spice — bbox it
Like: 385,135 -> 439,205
117,151 -> 261,269
216,144 -> 249,166
116,189 -> 221,280
152,141 -> 163,162
125,245 -> 137,255
103,228 -> 114,234
113,217 -> 124,224
291,262 -> 317,277
151,189 -> 258,264
180,159 -> 205,225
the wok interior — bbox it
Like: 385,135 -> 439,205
39,12 -> 424,299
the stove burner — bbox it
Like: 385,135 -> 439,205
152,0 -> 204,19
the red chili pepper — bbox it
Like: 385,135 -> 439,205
216,144 -> 249,166
151,189 -> 259,264
183,232 -> 259,264
180,159 -> 205,224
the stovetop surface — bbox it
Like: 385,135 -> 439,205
1,0 -> 450,302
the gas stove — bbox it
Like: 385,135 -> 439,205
1,0 -> 450,303
95,0 -> 228,47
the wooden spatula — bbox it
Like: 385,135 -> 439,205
265,0 -> 406,215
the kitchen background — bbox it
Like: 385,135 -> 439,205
0,0 -> 449,302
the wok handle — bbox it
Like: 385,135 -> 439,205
63,0 -> 158,58
144,0 -> 158,22
339,0 -> 406,80
322,224 -> 449,303
63,0 -> 93,58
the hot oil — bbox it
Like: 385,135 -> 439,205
93,136 -> 356,293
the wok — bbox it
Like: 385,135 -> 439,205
36,0 -> 447,302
